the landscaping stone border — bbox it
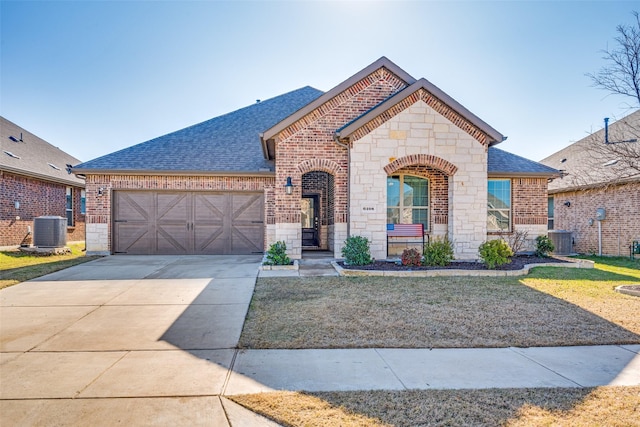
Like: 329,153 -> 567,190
332,256 -> 594,277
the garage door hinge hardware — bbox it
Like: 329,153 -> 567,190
114,220 -> 128,223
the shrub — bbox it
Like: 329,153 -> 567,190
478,239 -> 513,269
341,235 -> 373,266
401,248 -> 422,266
497,230 -> 530,254
423,237 -> 454,267
264,241 -> 291,266
535,235 -> 555,257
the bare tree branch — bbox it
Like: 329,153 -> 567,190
587,11 -> 640,106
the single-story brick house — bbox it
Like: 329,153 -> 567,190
1,116 -> 86,248
540,110 -> 640,256
73,57 -> 557,259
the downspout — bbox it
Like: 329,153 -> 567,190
333,133 -> 351,238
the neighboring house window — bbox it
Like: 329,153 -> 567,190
81,189 -> 86,215
487,179 -> 511,232
66,187 -> 74,226
387,175 -> 429,231
548,196 -> 554,230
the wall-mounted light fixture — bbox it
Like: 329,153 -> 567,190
284,177 -> 294,195
14,201 -> 20,209
564,201 -> 571,207
97,187 -> 104,197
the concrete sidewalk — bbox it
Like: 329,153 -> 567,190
1,255 -> 639,427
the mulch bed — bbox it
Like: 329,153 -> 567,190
339,255 -> 570,271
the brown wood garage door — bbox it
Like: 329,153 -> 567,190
113,191 -> 264,255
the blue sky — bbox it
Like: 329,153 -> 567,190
1,0 -> 638,163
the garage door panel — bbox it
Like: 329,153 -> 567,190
156,225 -> 189,254
113,191 -> 263,255
116,193 -> 153,221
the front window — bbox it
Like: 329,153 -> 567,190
548,196 -> 554,230
66,187 -> 74,226
387,175 -> 429,231
487,179 -> 511,232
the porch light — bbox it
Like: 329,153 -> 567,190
97,187 -> 104,197
284,177 -> 294,195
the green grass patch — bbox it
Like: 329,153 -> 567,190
0,243 -> 100,289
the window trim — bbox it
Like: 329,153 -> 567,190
66,187 -> 74,227
386,174 -> 430,231
547,196 -> 554,230
487,178 -> 511,232
81,189 -> 86,215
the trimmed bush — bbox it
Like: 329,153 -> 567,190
478,239 -> 513,269
401,248 -> 422,266
264,241 -> 291,266
535,235 -> 555,257
341,235 -> 373,266
423,237 -> 454,267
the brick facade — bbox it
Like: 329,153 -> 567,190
551,182 -> 640,256
0,171 -> 85,247
271,68 -> 410,257
84,174 -> 274,254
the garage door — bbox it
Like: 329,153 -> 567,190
113,191 -> 264,255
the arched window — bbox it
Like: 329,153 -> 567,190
387,175 -> 429,230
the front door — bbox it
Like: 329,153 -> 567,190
301,195 -> 319,247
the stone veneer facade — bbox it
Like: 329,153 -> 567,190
350,100 -> 487,260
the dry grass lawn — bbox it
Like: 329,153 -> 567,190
239,261 -> 640,349
229,386 -> 640,427
0,243 -> 99,289
235,258 -> 639,425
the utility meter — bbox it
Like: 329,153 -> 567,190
596,208 -> 606,221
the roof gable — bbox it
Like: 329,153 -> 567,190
74,86 -> 323,174
0,116 -> 84,186
260,56 -> 416,158
337,78 -> 505,146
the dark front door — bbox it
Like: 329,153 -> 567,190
301,195 -> 319,247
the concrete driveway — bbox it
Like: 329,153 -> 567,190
0,255 -> 278,426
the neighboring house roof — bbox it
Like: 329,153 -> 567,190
73,86 -> 324,175
337,78 -> 505,146
541,109 -> 640,193
1,116 -> 84,187
488,147 -> 559,177
260,56 -> 417,159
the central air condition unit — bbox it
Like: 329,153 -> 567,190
33,216 -> 67,248
548,230 -> 572,255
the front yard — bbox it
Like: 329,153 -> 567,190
233,257 -> 640,426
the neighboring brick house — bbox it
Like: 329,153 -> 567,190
1,117 -> 86,248
541,110 -> 640,256
73,57 -> 557,259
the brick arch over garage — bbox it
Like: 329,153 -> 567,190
384,154 -> 458,176
296,158 -> 343,176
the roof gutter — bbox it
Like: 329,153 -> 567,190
333,132 -> 350,239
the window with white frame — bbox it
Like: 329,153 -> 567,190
487,179 -> 511,232
66,187 -> 74,226
387,175 -> 429,230
547,196 -> 554,230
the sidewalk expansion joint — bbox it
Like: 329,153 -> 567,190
507,347 -> 584,387
374,348 -> 410,390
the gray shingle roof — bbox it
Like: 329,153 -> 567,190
541,109 -> 640,192
488,147 -> 559,176
1,116 -> 85,186
73,86 -> 324,174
